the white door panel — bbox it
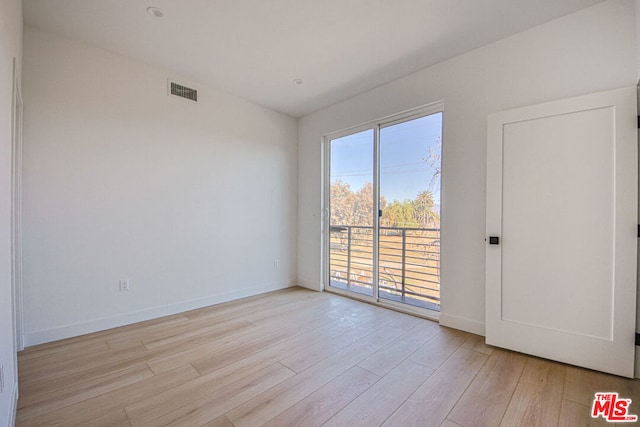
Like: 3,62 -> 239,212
486,87 -> 637,377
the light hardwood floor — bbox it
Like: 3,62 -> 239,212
16,287 -> 640,426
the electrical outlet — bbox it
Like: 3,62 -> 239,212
119,279 -> 130,292
273,259 -> 279,269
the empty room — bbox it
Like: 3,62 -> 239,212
2,0 -> 640,426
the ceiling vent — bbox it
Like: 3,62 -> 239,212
169,80 -> 198,102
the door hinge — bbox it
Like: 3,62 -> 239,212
637,116 -> 640,129
637,224 -> 640,238
636,332 -> 640,346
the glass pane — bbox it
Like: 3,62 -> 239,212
378,113 -> 442,310
328,129 -> 374,297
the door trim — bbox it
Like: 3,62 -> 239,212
11,57 -> 24,352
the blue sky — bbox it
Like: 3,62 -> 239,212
330,112 -> 442,207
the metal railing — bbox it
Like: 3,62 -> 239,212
329,225 -> 440,307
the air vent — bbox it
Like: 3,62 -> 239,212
169,81 -> 197,102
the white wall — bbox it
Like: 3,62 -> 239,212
22,26 -> 298,345
298,0 -> 637,334
0,0 -> 22,424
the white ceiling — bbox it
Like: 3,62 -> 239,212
23,0 -> 604,117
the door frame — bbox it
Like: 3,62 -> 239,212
11,57 -> 24,352
322,101 -> 444,320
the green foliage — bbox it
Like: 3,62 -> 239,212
412,190 -> 439,228
382,200 -> 418,228
330,180 -> 356,226
330,181 -> 439,228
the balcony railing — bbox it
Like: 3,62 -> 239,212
329,225 -> 440,310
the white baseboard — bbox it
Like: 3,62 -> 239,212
439,313 -> 485,336
24,281 -> 295,347
297,278 -> 321,291
8,381 -> 17,427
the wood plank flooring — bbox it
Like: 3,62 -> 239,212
16,287 -> 640,426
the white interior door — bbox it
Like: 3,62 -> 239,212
486,87 -> 637,378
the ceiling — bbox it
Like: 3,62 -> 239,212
23,0 -> 604,117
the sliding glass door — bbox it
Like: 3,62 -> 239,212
327,129 -> 375,297
326,106 -> 443,313
378,113 -> 442,310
